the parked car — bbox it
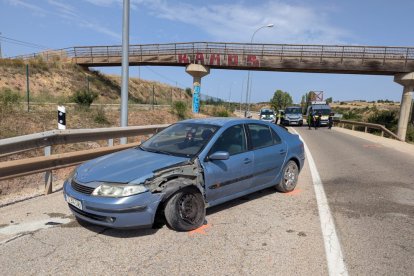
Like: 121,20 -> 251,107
259,108 -> 276,123
63,118 -> 305,231
282,106 -> 303,126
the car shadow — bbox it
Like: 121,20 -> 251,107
75,218 -> 161,238
206,187 -> 276,216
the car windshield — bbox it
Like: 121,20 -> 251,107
139,123 -> 219,158
314,109 -> 331,115
285,108 -> 302,114
261,111 -> 274,115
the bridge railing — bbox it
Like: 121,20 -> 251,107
334,119 -> 402,141
12,42 -> 414,64
0,124 -> 169,193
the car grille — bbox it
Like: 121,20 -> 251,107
71,180 -> 95,195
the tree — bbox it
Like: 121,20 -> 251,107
185,87 -> 192,97
270,89 -> 293,111
326,97 -> 333,104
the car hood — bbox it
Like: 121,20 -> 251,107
74,148 -> 190,184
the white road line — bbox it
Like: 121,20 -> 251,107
291,128 -> 348,276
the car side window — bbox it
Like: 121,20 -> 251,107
247,124 -> 273,149
271,128 -> 282,144
209,125 -> 246,156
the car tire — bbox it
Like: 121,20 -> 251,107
276,160 -> 299,193
164,187 -> 206,232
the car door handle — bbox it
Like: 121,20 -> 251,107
244,158 -> 252,164
279,149 -> 287,155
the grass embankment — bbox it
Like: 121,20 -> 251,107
0,57 -> 191,105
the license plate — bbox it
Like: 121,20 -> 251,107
66,195 -> 83,210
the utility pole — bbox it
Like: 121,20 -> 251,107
120,0 -> 130,144
0,32 -> 3,58
26,64 -> 30,112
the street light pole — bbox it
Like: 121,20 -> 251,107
120,0 -> 130,144
245,24 -> 274,117
0,32 -> 3,58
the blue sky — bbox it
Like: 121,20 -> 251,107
1,0 -> 413,103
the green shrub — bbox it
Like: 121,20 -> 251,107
342,110 -> 362,120
367,110 -> 398,131
172,101 -> 188,119
0,88 -> 21,107
212,106 -> 230,117
71,89 -> 98,107
93,108 -> 110,124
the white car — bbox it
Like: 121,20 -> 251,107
259,108 -> 276,123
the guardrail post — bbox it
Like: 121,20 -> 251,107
108,139 -> 114,146
352,125 -> 355,130
381,130 -> 384,137
44,146 -> 53,195
364,126 -> 368,133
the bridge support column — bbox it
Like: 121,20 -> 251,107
394,72 -> 414,141
186,64 -> 210,113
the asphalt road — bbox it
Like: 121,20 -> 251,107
295,126 -> 414,275
0,154 -> 327,275
0,126 -> 413,275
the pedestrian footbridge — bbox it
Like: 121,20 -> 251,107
19,42 -> 414,75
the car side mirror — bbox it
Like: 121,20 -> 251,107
208,151 -> 230,161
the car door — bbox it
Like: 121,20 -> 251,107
247,123 -> 287,189
202,124 -> 254,205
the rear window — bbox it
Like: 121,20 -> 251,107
247,124 -> 273,149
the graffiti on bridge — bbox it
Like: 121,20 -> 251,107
177,54 -> 260,67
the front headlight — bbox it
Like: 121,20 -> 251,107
92,184 -> 147,197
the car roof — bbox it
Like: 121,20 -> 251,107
180,117 -> 267,127
311,104 -> 331,109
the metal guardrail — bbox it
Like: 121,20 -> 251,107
0,124 -> 169,193
335,119 -> 402,141
0,125 -> 168,156
13,42 -> 414,67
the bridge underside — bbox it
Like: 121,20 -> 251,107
75,55 -> 413,76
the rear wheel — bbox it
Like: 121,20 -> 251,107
164,187 -> 205,231
276,160 -> 299,193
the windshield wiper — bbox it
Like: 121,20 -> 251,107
140,147 -> 173,156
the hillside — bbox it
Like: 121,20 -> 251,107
0,57 -> 190,105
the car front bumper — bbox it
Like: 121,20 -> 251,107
283,119 -> 303,125
63,180 -> 163,229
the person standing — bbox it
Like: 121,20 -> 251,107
307,111 -> 312,129
328,112 -> 334,129
314,112 -> 320,130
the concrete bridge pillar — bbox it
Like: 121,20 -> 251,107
186,64 -> 210,113
394,72 -> 414,141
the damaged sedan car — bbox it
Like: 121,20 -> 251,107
63,118 -> 305,231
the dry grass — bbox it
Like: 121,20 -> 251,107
0,58 -> 190,105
